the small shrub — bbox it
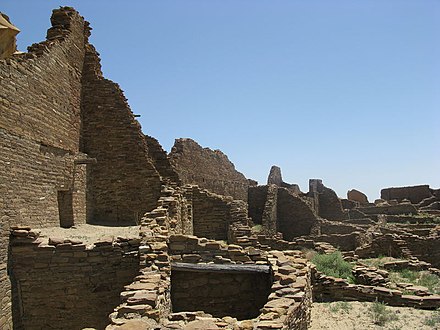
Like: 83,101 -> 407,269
328,301 -> 352,313
389,269 -> 440,294
368,301 -> 398,326
424,310 -> 440,327
311,251 -> 353,279
418,272 -> 440,294
251,224 -> 262,233
399,269 -> 418,282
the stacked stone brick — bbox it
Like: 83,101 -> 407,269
9,226 -> 140,329
169,138 -> 256,201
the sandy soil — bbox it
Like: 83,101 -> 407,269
310,301 -> 439,330
38,223 -> 139,245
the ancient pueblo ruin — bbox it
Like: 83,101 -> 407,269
1,7 -> 439,330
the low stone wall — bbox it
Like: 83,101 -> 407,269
381,185 -> 433,204
190,186 -> 246,240
256,235 -> 338,255
169,235 -> 265,264
405,236 -> 440,268
385,214 -> 437,224
312,269 -> 440,309
355,233 -> 440,267
320,220 -> 366,235
9,227 -> 140,330
107,230 -> 313,329
357,204 -> 418,216
356,233 -> 410,259
310,232 -> 364,251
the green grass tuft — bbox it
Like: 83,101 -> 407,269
328,301 -> 352,313
368,301 -> 398,326
424,310 -> 440,327
311,251 -> 353,279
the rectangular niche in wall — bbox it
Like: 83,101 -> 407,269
171,263 -> 273,320
57,189 -> 74,228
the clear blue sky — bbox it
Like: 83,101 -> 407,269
3,0 -> 439,200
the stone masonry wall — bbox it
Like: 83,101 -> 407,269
318,186 -> 347,221
9,227 -> 140,330
169,138 -> 254,201
248,186 -> 268,225
171,268 -> 272,320
190,186 -> 234,240
145,135 -> 180,185
261,185 -> 279,236
277,188 -> 319,240
0,8 -> 88,329
381,185 -> 433,204
308,180 -> 347,221
107,199 -> 313,330
80,43 -> 161,223
267,165 -> 301,194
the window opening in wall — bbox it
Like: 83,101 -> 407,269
171,263 -> 273,320
57,190 -> 74,228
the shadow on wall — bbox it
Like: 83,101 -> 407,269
171,264 -> 273,320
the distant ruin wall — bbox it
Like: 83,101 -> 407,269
145,135 -> 180,184
248,186 -> 268,225
248,186 -> 319,239
10,229 -> 139,330
308,180 -> 347,221
405,236 -> 440,268
190,187 -> 233,240
261,185 -> 279,236
381,185 -> 433,204
267,165 -> 301,194
169,138 -> 254,201
80,44 -> 161,223
277,188 -> 319,240
0,8 -> 88,328
318,186 -> 347,221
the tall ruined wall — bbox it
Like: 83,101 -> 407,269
248,186 -> 268,225
169,138 -> 254,201
308,179 -> 347,221
190,187 -> 233,240
0,8 -> 88,328
261,185 -> 279,236
318,186 -> 348,220
248,185 -> 319,239
381,185 -> 433,204
267,165 -> 301,194
277,188 -> 319,240
145,135 -> 180,184
80,44 -> 161,223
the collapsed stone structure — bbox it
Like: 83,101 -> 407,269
169,138 -> 257,201
1,7 -> 439,330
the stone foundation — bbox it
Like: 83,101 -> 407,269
9,227 -> 139,329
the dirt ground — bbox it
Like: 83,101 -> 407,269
310,301 -> 440,330
39,223 -> 139,245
